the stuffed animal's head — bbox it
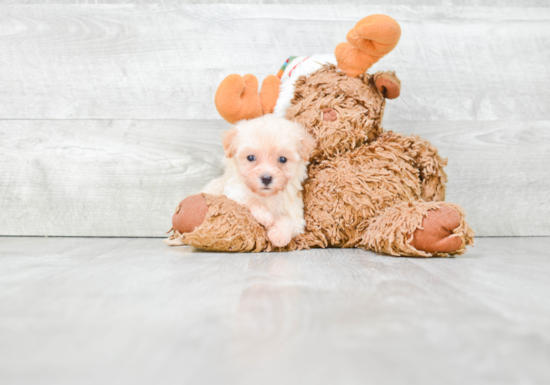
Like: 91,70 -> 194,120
214,14 -> 402,162
284,64 -> 400,162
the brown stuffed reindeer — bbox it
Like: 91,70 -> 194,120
166,14 -> 474,256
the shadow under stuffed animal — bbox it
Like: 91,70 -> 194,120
166,14 -> 474,257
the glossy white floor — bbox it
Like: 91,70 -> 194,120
0,237 -> 548,385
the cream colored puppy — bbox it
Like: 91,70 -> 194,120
202,114 -> 315,247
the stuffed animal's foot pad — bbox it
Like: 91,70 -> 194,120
172,194 -> 209,234
409,206 -> 463,254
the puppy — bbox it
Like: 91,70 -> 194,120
202,114 -> 315,247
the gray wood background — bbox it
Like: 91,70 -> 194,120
1,3 -> 549,237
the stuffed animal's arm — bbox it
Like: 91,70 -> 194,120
402,135 -> 447,202
377,132 -> 448,201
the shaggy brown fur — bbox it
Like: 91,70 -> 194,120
168,65 -> 474,257
286,65 -> 385,162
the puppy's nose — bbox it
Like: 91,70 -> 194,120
261,174 -> 273,186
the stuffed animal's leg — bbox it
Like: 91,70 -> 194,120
166,193 -> 270,252
358,201 -> 474,257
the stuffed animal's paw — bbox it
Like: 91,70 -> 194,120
409,206 -> 463,254
171,194 -> 209,234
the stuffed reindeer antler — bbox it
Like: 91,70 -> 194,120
215,14 -> 401,123
215,74 -> 281,124
335,14 -> 401,78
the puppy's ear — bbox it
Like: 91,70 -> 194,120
299,131 -> 316,161
222,128 -> 238,158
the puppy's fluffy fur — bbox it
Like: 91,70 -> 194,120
202,114 -> 315,247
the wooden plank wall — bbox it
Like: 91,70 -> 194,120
0,3 -> 549,237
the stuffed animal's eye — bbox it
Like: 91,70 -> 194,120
278,157 -> 287,163
247,155 -> 255,162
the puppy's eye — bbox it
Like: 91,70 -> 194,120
247,155 -> 255,162
278,157 -> 287,163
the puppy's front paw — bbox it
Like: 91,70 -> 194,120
250,205 -> 275,228
267,222 -> 293,247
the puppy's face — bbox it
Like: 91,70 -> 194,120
223,115 -> 315,197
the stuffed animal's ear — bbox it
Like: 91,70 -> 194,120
373,71 -> 401,99
222,128 -> 238,158
300,130 -> 317,161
